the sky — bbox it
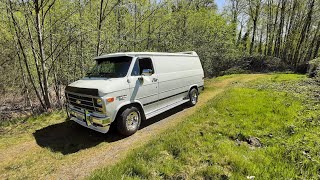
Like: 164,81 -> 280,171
215,0 -> 226,11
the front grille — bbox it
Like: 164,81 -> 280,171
66,93 -> 102,112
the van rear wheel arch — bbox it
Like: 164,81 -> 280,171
187,86 -> 199,106
188,85 -> 199,98
189,85 -> 198,93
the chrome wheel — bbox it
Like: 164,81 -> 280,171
126,111 -> 140,131
117,106 -> 142,136
191,90 -> 198,104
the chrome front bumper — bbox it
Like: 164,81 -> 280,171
66,105 -> 111,133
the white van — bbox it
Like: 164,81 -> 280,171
65,51 -> 204,136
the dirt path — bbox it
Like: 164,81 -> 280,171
0,74 -> 266,179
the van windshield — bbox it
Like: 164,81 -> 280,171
86,56 -> 132,78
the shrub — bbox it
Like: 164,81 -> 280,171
295,63 -> 309,74
240,55 -> 290,72
307,58 -> 320,80
204,55 -> 292,77
220,66 -> 249,75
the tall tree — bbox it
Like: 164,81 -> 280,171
274,0 -> 286,57
248,0 -> 261,54
293,0 -> 315,67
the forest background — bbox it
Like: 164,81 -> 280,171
0,0 -> 319,119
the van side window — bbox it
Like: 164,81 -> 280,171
139,58 -> 154,74
131,59 -> 140,76
131,58 -> 154,76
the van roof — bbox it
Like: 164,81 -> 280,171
94,51 -> 198,60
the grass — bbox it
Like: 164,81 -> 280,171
89,74 -> 320,179
1,73 -> 318,179
0,111 -> 66,149
2,74 -> 250,179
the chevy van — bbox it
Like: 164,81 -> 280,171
65,51 -> 204,136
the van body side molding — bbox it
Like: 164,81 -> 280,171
143,90 -> 188,106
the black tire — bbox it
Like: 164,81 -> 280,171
116,106 -> 141,136
187,88 -> 199,106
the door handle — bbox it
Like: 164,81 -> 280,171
152,78 -> 158,82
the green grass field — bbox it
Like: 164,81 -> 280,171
90,74 -> 320,179
1,74 -> 319,179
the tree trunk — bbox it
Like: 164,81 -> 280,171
96,0 -> 104,56
313,29 -> 320,59
306,21 -> 320,61
249,0 -> 260,55
237,22 -> 243,46
17,45 -> 33,109
22,2 -> 46,102
282,0 -> 297,63
35,0 -> 51,109
7,0 -> 46,109
270,0 -> 280,56
258,27 -> 263,54
266,0 -> 274,56
231,0 -> 239,41
117,2 -> 122,51
133,1 -> 137,51
293,0 -> 314,67
274,0 -> 286,57
146,18 -> 151,50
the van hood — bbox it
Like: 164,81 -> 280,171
68,77 -> 128,95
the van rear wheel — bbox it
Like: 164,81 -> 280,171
188,88 -> 199,106
116,106 -> 141,136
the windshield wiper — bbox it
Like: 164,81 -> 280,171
98,72 -> 117,77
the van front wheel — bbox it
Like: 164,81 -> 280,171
188,88 -> 199,106
117,106 -> 141,136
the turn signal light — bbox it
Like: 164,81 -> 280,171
107,97 -> 114,102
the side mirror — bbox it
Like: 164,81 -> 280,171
138,76 -> 144,82
141,69 -> 153,76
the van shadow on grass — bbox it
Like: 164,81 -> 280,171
33,104 -> 188,155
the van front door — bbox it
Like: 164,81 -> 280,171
128,57 -> 158,114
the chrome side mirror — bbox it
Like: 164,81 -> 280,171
141,69 -> 153,76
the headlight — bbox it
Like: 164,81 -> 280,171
97,98 -> 103,105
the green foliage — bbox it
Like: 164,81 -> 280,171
182,8 -> 242,77
89,74 -> 320,179
221,56 -> 291,76
308,57 -> 320,79
0,0 -> 240,110
239,56 -> 290,72
1,0 -> 319,113
221,66 -> 250,75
